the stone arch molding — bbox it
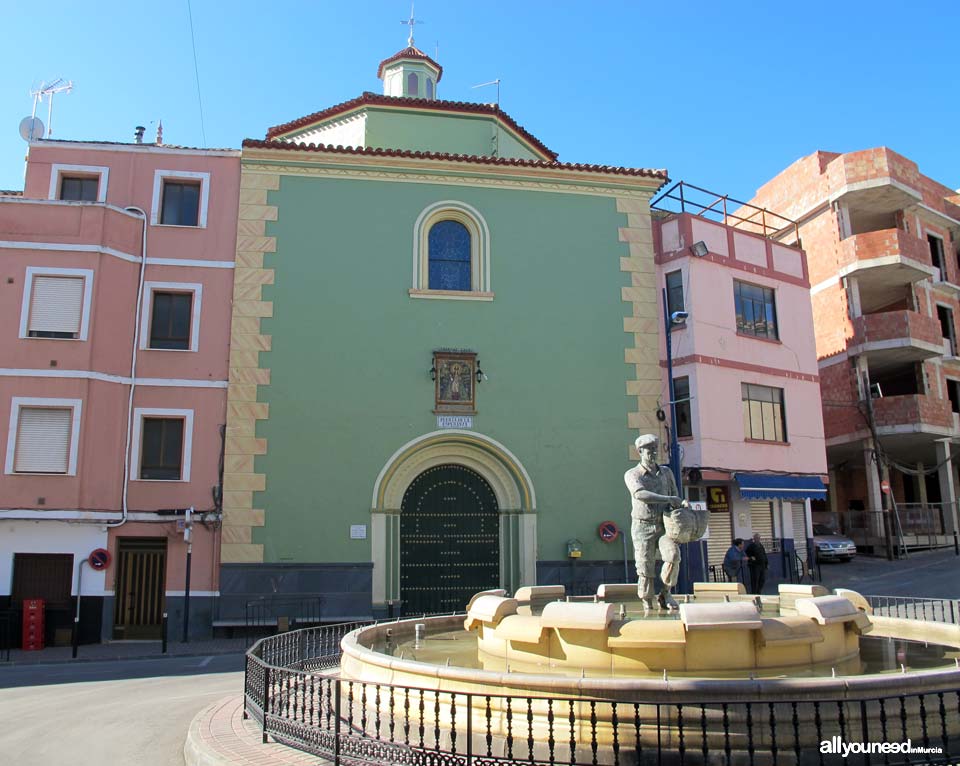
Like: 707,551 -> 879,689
411,200 -> 492,293
370,430 -> 537,606
373,429 -> 535,513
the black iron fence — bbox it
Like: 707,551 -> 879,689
245,621 -> 960,765
866,596 -> 959,624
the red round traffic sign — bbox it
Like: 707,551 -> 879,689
88,548 -> 111,571
880,480 -> 891,495
598,520 -> 620,543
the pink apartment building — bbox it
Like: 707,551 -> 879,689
747,148 -> 960,554
652,186 -> 828,581
0,135 -> 239,644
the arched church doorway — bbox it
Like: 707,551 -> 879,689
400,464 -> 500,614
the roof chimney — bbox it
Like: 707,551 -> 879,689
134,125 -> 145,144
155,120 -> 163,145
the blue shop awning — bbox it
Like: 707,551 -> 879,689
734,473 -> 827,501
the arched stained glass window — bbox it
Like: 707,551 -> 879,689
428,220 -> 471,291
407,72 -> 419,96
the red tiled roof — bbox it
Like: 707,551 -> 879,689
0,190 -> 23,196
242,138 -> 667,181
377,46 -> 443,81
265,92 -> 559,161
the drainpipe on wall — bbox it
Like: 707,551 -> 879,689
106,206 -> 148,528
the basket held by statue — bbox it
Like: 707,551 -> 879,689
664,506 -> 709,543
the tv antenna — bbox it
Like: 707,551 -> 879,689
471,79 -> 502,157
29,79 -> 73,138
472,79 -> 501,107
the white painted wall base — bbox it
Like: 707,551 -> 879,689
0,520 -> 107,595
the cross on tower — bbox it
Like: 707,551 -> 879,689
401,2 -> 424,47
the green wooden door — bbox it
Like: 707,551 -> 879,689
400,464 -> 500,615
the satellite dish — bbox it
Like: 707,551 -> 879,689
19,116 -> 45,141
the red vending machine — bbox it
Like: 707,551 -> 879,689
22,599 -> 45,651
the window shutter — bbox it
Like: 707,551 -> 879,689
29,276 -> 84,335
14,407 -> 73,473
749,500 -> 774,541
791,501 -> 808,541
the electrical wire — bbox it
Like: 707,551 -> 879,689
186,0 -> 207,146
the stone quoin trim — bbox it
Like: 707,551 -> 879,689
617,196 -> 662,457
220,168 -> 278,563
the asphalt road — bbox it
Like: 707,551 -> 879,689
0,654 -> 243,766
816,546 -> 960,599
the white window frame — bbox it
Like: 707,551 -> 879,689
131,407 -> 194,482
48,164 -> 109,203
18,266 -> 95,341
5,397 -> 83,475
150,169 -> 210,228
139,282 -> 203,352
410,200 -> 493,301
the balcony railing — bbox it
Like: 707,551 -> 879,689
838,228 -> 932,272
852,309 -> 944,351
872,393 -> 954,431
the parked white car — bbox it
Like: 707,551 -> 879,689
813,524 -> 857,561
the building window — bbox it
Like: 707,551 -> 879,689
150,170 -> 210,227
673,376 -> 692,438
937,305 -> 957,356
19,267 -> 94,341
132,408 -> 194,481
666,270 -> 684,317
407,72 -> 419,96
948,380 -> 960,415
734,280 -> 779,340
429,220 -> 472,291
59,176 -> 99,201
48,164 -> 108,202
161,181 -> 201,226
140,282 -> 202,352
411,201 -> 492,299
150,293 -> 192,350
929,234 -> 947,281
742,383 -> 786,442
426,78 -> 434,99
5,398 -> 83,475
140,418 -> 184,480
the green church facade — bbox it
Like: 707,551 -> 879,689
219,45 -> 667,619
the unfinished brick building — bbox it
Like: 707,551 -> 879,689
749,148 -> 960,553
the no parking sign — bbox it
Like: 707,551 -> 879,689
88,548 -> 111,571
597,520 -> 620,543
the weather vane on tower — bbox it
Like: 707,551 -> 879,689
401,2 -> 424,47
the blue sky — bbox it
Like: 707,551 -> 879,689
2,1 -> 958,201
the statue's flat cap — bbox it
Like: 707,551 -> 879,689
635,434 -> 658,449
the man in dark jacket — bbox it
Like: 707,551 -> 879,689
745,533 -> 769,595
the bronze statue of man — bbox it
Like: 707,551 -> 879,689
624,434 -> 688,610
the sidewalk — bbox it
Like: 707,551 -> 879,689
184,695 -> 326,766
1,637 -> 250,665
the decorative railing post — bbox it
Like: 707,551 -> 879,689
243,654 -> 249,720
334,677 -> 342,766
262,664 -> 271,744
466,693 -> 473,766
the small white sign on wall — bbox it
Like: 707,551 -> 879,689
437,415 -> 473,429
350,524 -> 367,540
